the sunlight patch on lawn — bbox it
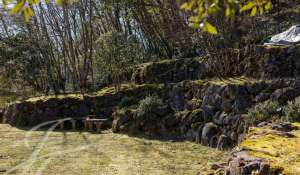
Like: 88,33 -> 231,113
0,124 -> 228,175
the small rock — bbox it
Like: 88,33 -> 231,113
213,112 -> 227,125
255,93 -> 270,103
217,134 -> 232,150
211,163 -> 224,170
257,121 -> 269,127
259,163 -> 270,174
271,122 -> 298,132
292,77 -> 300,88
281,132 -> 295,138
241,161 -> 260,174
271,87 -> 300,104
221,100 -> 233,113
143,141 -> 152,145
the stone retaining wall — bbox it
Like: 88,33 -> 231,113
131,46 -> 300,85
2,85 -> 163,126
113,78 -> 300,149
3,78 -> 300,151
131,58 -> 210,84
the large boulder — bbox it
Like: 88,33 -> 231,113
271,87 -> 300,104
201,122 -> 219,147
254,92 -> 271,103
112,109 -> 136,133
217,134 -> 232,150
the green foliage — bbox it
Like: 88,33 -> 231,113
0,89 -> 18,108
246,100 -> 280,125
4,0 -> 37,22
94,31 -> 144,91
0,34 -> 49,92
118,96 -> 138,108
283,97 -> 300,122
136,96 -> 163,118
181,0 -> 272,34
9,0 -> 272,30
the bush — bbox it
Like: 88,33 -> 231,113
246,100 -> 281,125
94,31 -> 144,92
136,96 -> 164,118
283,96 -> 300,122
118,96 -> 138,108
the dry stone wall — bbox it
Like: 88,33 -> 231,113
3,76 -> 300,151
113,78 -> 300,149
2,85 -> 163,127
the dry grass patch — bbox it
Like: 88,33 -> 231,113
0,124 -> 228,175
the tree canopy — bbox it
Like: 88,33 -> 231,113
1,0 -> 294,95
4,0 -> 272,33
181,0 -> 272,34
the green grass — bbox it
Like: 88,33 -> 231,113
0,124 -> 228,175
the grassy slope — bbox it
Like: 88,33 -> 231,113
4,76 -> 267,105
24,83 -> 163,103
0,124 -> 228,175
24,76 -> 265,103
239,123 -> 300,174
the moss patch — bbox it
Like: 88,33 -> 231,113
25,94 -> 83,103
24,83 -> 164,103
239,124 -> 300,174
205,76 -> 267,86
13,76 -> 267,104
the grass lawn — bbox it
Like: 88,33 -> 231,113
0,124 -> 228,175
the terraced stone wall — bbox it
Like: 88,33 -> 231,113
113,78 -> 300,149
2,84 -> 163,127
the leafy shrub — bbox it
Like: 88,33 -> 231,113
94,31 -> 144,92
246,100 -> 280,125
283,96 -> 300,122
136,96 -> 164,118
118,96 -> 138,108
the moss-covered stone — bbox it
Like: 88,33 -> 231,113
132,57 -> 210,84
238,123 -> 300,174
3,83 -> 164,127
